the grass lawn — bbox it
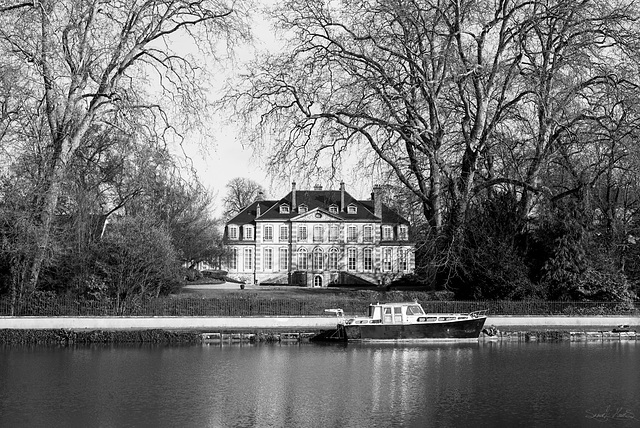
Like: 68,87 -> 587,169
175,284 -> 375,299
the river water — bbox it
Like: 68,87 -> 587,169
1,340 -> 639,428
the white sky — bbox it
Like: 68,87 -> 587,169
175,5 -> 378,217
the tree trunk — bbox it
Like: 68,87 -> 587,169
429,155 -> 443,231
26,136 -> 67,291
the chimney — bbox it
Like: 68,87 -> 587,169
373,185 -> 382,219
256,203 -> 261,218
314,184 -> 322,191
256,191 -> 264,201
340,182 -> 345,212
291,181 -> 297,209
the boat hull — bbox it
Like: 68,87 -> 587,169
339,317 -> 487,341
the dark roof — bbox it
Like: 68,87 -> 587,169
227,190 -> 410,226
259,190 -> 378,221
360,200 -> 410,225
227,200 -> 278,225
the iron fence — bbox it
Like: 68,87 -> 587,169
0,295 -> 638,317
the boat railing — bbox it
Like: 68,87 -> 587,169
324,308 -> 344,317
469,310 -> 488,318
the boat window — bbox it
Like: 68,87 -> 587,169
438,316 -> 456,321
394,307 -> 402,323
383,307 -> 392,323
406,305 -> 424,315
426,317 -> 437,322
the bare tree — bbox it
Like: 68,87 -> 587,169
230,0 -> 639,243
0,0 -> 249,292
230,0 -> 537,238
222,177 -> 265,220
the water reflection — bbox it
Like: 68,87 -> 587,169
1,341 -> 639,427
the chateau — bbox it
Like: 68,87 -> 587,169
223,182 -> 415,287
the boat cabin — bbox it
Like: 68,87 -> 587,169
366,302 -> 426,324
344,302 -> 480,326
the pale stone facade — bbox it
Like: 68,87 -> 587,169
223,183 -> 415,287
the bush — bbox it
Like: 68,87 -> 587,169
201,269 -> 228,280
183,268 -> 203,282
93,216 -> 183,304
387,273 -> 436,291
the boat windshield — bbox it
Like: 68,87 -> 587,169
406,305 -> 424,315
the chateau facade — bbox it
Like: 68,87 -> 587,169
223,183 -> 415,287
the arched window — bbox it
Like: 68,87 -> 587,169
279,248 -> 288,271
312,247 -> 324,270
328,248 -> 339,270
314,275 -> 323,287
347,248 -> 357,270
313,225 -> 324,242
263,225 -> 273,241
364,248 -> 373,271
383,248 -> 392,271
229,248 -> 238,270
297,248 -> 308,270
363,225 -> 373,242
263,248 -> 273,270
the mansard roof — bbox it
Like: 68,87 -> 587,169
225,189 -> 410,226
360,200 -> 409,225
227,200 -> 278,225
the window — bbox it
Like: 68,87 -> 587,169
243,248 -> 253,271
229,248 -> 238,270
363,225 -> 373,242
228,226 -> 238,240
263,225 -> 273,241
279,225 -> 289,241
329,225 -> 339,242
347,204 -> 357,214
243,225 -> 254,240
382,226 -> 393,240
297,248 -> 308,270
398,225 -> 408,240
407,305 -> 424,315
329,204 -> 338,214
280,204 -> 290,214
298,225 -> 308,242
298,204 -> 308,213
328,248 -> 339,270
313,225 -> 324,242
364,248 -> 373,271
399,249 -> 408,271
383,248 -> 392,271
347,248 -> 357,270
347,225 -> 358,242
314,275 -> 323,287
279,248 -> 288,271
263,248 -> 273,270
312,248 -> 323,270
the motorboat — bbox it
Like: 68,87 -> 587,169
324,302 -> 487,341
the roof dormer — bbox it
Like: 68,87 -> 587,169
298,204 -> 308,214
279,203 -> 290,214
347,203 -> 357,214
329,204 -> 338,214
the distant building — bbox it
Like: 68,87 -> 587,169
223,182 -> 415,287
